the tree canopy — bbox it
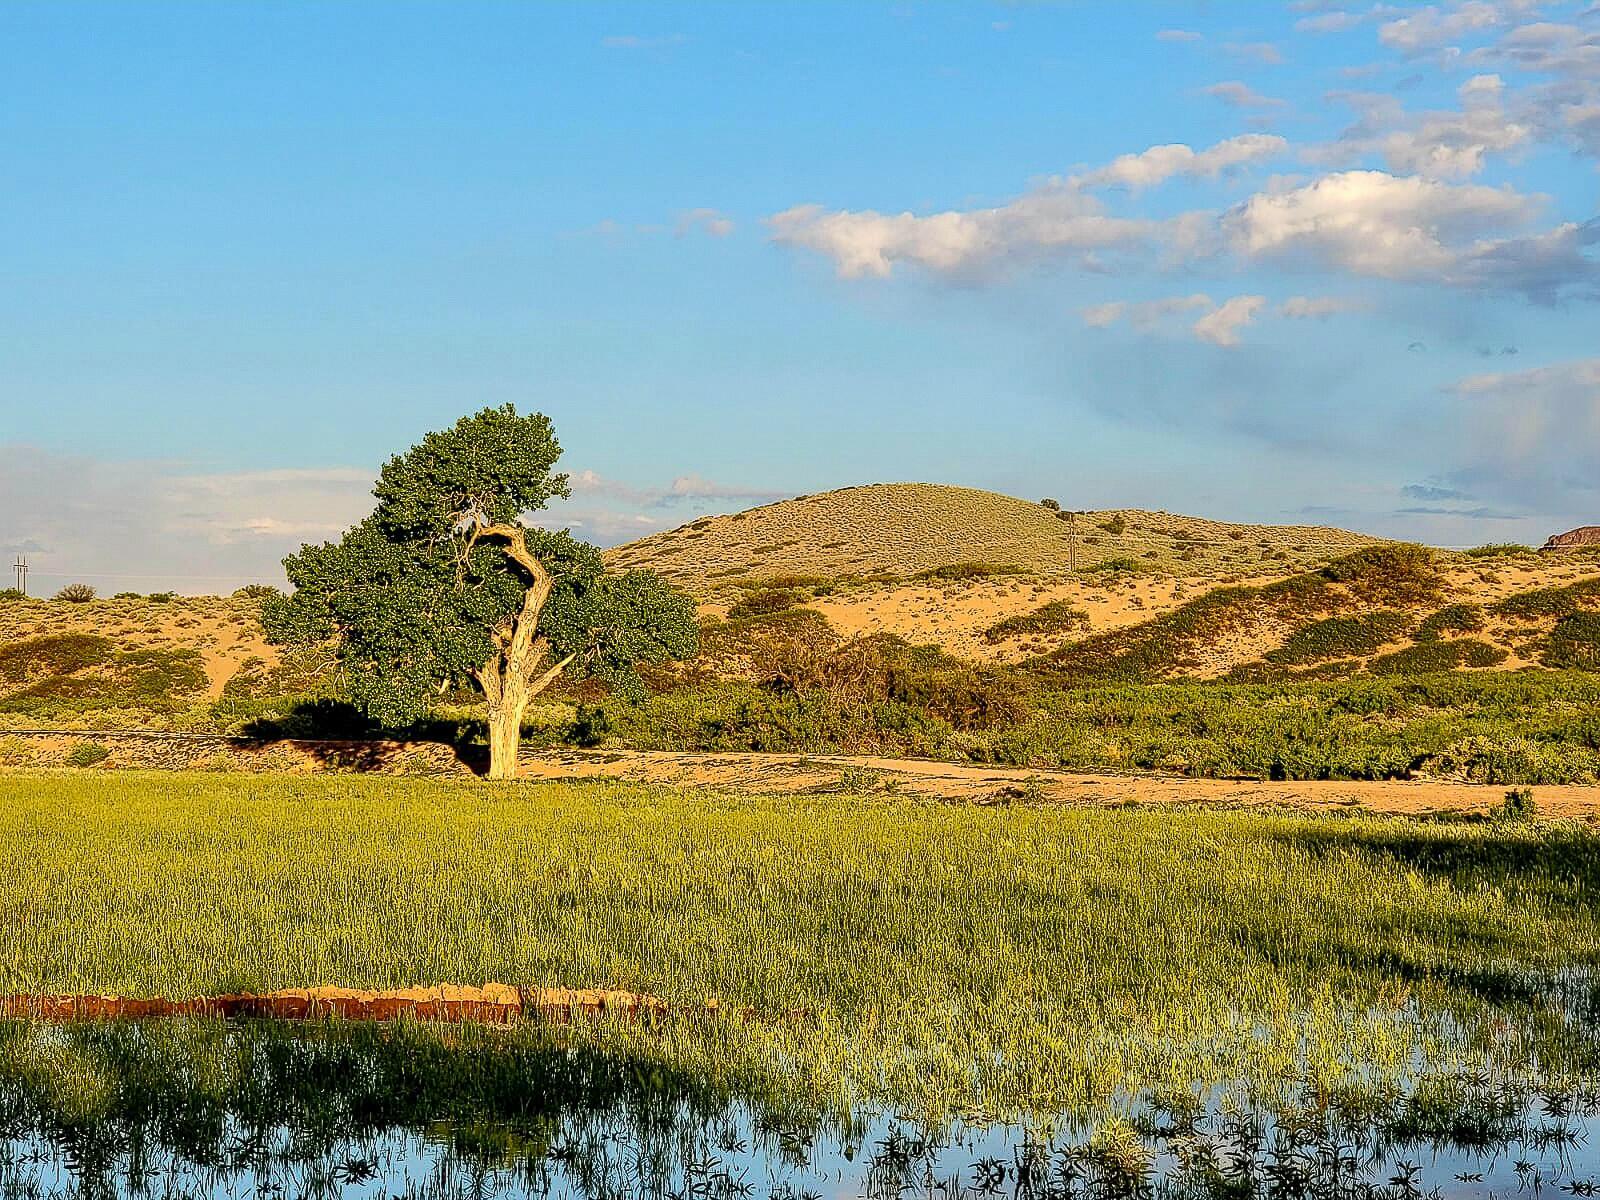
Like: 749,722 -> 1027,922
262,406 -> 697,775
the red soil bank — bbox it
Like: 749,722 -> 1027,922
0,984 -> 670,1023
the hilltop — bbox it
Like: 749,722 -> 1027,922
604,483 -> 1383,594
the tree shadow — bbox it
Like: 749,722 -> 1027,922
238,700 -> 488,774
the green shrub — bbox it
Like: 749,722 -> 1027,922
54,583 -> 97,603
1040,498 -> 1060,511
233,583 -> 283,601
1083,557 -> 1143,575
1463,544 -> 1533,558
1369,640 -> 1507,675
727,588 -> 803,620
65,741 -> 110,767
1543,612 -> 1600,670
1320,544 -> 1441,605
1098,515 -> 1127,535
1265,612 -> 1414,666
146,591 -> 178,603
1415,603 -> 1486,642
0,634 -> 113,684
915,562 -> 1025,581
112,592 -> 141,600
1495,578 -> 1600,620
984,601 -> 1090,644
1495,787 -> 1538,822
0,589 -> 24,602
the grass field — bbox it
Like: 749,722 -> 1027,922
2,772 -> 1597,1121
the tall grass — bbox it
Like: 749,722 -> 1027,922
0,772 -> 1596,1120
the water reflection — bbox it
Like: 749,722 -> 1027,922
2,1019 -> 1600,1198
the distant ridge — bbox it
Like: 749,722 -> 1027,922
604,483 -> 1383,594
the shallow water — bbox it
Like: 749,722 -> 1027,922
7,1048 -> 1600,1199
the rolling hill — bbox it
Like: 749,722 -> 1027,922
603,483 -> 1384,593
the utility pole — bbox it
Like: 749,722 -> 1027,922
1067,511 -> 1078,572
11,556 -> 27,596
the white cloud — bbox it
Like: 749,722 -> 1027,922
1202,81 -> 1289,110
1316,74 -> 1532,179
1079,293 -> 1214,330
1156,29 -> 1203,42
1079,292 -> 1266,346
1192,295 -> 1267,346
1377,1 -> 1541,55
1078,134 -> 1288,189
675,208 -> 736,237
767,182 -> 1154,280
1222,169 -> 1537,279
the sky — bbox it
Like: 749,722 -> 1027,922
2,1 -> 1599,594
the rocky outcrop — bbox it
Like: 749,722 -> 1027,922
1543,527 -> 1600,550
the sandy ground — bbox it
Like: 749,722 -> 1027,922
516,747 -> 1600,820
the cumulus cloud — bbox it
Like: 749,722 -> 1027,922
1192,294 -> 1267,346
544,469 -> 789,544
1225,41 -> 1286,64
767,184 -> 1153,280
767,134 -> 1295,280
1315,75 -> 1532,179
1377,1 -> 1541,55
1220,169 -> 1597,298
1156,29 -> 1203,42
1078,134 -> 1288,189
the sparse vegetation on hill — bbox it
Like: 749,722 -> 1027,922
605,483 -> 1383,594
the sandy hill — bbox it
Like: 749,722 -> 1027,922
605,483 -> 1383,594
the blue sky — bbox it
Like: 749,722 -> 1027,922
3,1 -> 1598,592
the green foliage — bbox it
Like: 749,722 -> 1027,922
726,587 -> 803,620
1368,640 -> 1507,675
914,561 -> 1025,581
0,634 -> 113,684
263,407 -> 695,726
1039,497 -> 1060,511
232,584 -> 282,600
64,741 -> 109,767
1319,544 -> 1441,605
1495,787 -> 1538,823
0,589 -> 23,602
1543,611 -> 1600,669
983,600 -> 1090,643
1415,603 -> 1486,641
1462,543 -> 1533,558
1082,556 -> 1142,574
1098,515 -> 1127,535
1265,612 -> 1414,665
1494,577 -> 1600,620
53,583 -> 96,603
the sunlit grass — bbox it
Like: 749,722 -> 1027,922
0,771 -> 1596,1120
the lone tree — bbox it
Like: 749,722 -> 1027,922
262,406 -> 698,779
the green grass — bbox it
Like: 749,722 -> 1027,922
0,772 -> 1597,1120
982,600 -> 1090,644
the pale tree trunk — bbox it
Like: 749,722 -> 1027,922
470,524 -> 575,781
